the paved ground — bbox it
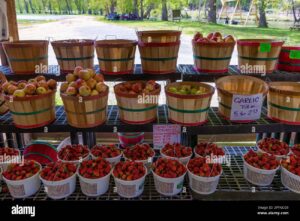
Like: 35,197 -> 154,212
18,16 -> 238,65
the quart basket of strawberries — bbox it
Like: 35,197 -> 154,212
91,144 -> 122,166
60,67 -> 109,128
114,80 -> 161,124
281,155 -> 300,194
187,157 -> 222,195
194,142 -> 225,163
291,144 -> 300,157
0,74 -> 57,129
152,158 -> 187,196
0,147 -> 20,171
257,138 -> 290,160
243,150 -> 280,186
112,161 -> 147,198
123,143 -> 155,173
77,158 -> 112,197
40,162 -> 77,199
160,143 -> 192,165
57,144 -> 90,164
2,160 -> 41,198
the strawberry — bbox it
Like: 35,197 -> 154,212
123,143 -> 155,161
194,142 -> 225,157
291,144 -> 300,157
152,158 -> 187,178
91,144 -> 121,158
113,161 -> 146,181
281,154 -> 300,176
58,144 -> 89,161
258,138 -> 290,156
244,150 -> 279,170
40,162 -> 77,181
161,143 -> 192,158
0,147 -> 19,157
79,158 -> 111,179
187,157 -> 222,177
2,160 -> 40,180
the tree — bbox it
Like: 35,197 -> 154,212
207,0 -> 216,23
161,0 -> 168,21
258,0 -> 268,27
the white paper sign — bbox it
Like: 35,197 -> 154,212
230,94 -> 263,121
153,124 -> 181,149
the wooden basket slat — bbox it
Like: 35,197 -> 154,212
137,30 -> 181,43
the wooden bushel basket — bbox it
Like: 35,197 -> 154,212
237,39 -> 284,74
268,82 -> 300,125
3,40 -> 48,74
137,30 -> 181,43
277,47 -> 300,72
51,39 -> 95,74
95,39 -> 137,75
0,73 -> 9,115
192,40 -> 235,73
61,88 -> 109,128
216,76 -> 268,123
165,82 -> 215,126
114,81 -> 161,124
5,91 -> 56,129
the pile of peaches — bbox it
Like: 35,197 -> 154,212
193,32 -> 235,43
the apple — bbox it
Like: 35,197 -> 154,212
9,81 -> 17,86
66,87 -> 77,96
66,73 -> 76,83
47,79 -> 57,89
74,66 -> 83,77
13,89 -> 25,98
212,32 -> 222,39
86,78 -> 97,90
207,33 -> 214,39
96,82 -> 107,93
17,81 -> 27,89
91,89 -> 99,96
60,82 -> 69,93
28,79 -> 38,86
79,85 -> 91,97
194,32 -> 203,41
93,74 -> 104,83
36,87 -> 48,95
76,78 -> 88,88
7,85 -> 18,95
78,70 -> 91,81
24,83 -> 36,95
69,81 -> 77,89
37,80 -> 49,90
224,35 -> 235,43
87,68 -> 96,78
36,75 -> 46,82
1,82 -> 11,93
132,83 -> 143,93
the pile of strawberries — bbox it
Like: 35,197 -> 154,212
187,157 -> 222,177
113,161 -> 146,181
258,138 -> 290,156
79,158 -> 111,179
291,144 -> 300,157
58,144 -> 89,161
2,160 -> 40,180
161,143 -> 192,158
40,162 -> 77,181
123,143 -> 154,161
152,158 -> 186,178
244,150 -> 279,170
0,147 -> 19,161
194,142 -> 225,157
281,155 -> 300,176
91,144 -> 121,158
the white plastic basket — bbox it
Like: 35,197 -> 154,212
91,152 -> 122,167
57,135 -> 90,164
243,160 -> 279,186
160,150 -> 192,165
281,166 -> 300,194
40,172 -> 77,199
112,167 -> 147,198
78,170 -> 112,197
193,148 -> 226,164
152,170 -> 186,196
0,149 -> 21,171
187,168 -> 221,195
256,140 -> 290,160
3,162 -> 41,198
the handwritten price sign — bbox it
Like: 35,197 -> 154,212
153,124 -> 181,149
230,94 -> 263,121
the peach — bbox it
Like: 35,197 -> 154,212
24,83 -> 36,95
79,85 -> 91,97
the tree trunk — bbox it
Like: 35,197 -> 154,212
23,0 -> 29,13
207,0 -> 216,23
133,0 -> 139,17
17,0 -> 23,13
291,0 -> 300,22
258,0 -> 268,27
144,3 -> 154,18
28,0 -> 35,13
161,0 -> 168,21
140,0 -> 144,20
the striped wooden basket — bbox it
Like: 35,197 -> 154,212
165,82 -> 215,126
51,39 -> 95,74
137,30 -> 181,43
4,90 -> 56,129
114,81 -> 161,124
60,87 -> 109,128
268,82 -> 300,125
237,39 -> 284,74
0,73 -> 9,115
216,76 -> 268,123
118,132 -> 145,148
95,39 -> 137,75
2,40 -> 48,74
278,47 -> 300,72
0,40 -> 9,66
192,40 -> 235,73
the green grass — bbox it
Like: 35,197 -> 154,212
98,17 -> 300,45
